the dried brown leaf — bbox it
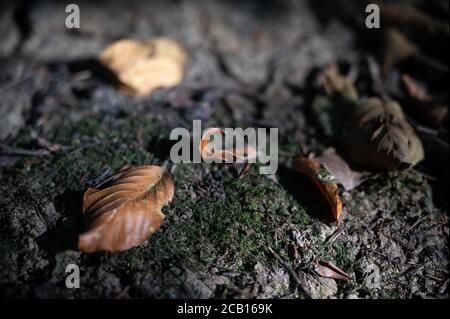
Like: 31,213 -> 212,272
99,38 -> 186,96
314,261 -> 352,281
293,157 -> 343,224
347,98 -> 424,170
315,148 -> 368,191
199,128 -> 257,178
79,165 -> 174,252
382,28 -> 417,77
315,66 -> 425,171
401,74 -> 448,128
318,64 -> 358,101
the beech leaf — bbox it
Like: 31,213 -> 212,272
347,98 -> 424,170
199,128 -> 257,178
315,65 -> 424,171
99,38 -> 186,96
315,148 -> 368,191
79,165 -> 174,253
293,157 -> 343,224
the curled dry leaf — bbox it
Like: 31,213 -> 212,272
293,157 -> 343,224
315,65 -> 424,171
314,261 -> 352,281
347,98 -> 424,170
315,148 -> 367,191
99,37 -> 186,96
318,63 -> 358,102
79,165 -> 174,252
199,128 -> 257,178
381,28 -> 417,77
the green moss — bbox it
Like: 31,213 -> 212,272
364,170 -> 425,194
1,108 -> 317,296
78,117 -> 102,137
332,241 -> 358,273
147,171 -> 313,273
154,188 -> 271,269
13,132 -> 34,148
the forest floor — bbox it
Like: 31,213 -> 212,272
0,0 -> 448,298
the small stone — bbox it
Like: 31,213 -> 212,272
363,263 -> 381,289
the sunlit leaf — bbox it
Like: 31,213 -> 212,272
79,165 -> 174,252
99,38 -> 186,96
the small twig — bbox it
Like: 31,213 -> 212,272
0,143 -> 50,157
426,274 -> 446,282
414,124 -> 440,136
34,202 -> 51,230
114,286 -> 130,299
411,168 -> 437,182
278,150 -> 297,157
325,225 -> 345,243
408,215 -> 429,231
237,162 -> 252,179
90,167 -> 113,187
267,247 -> 312,299
1,139 -> 114,159
65,141 -> 113,155
0,75 -> 31,93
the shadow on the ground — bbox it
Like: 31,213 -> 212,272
49,58 -> 123,89
430,181 -> 449,212
278,165 -> 336,224
37,190 -> 84,257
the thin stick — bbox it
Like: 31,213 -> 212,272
237,162 -> 251,179
0,143 -> 49,157
267,247 -> 312,299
